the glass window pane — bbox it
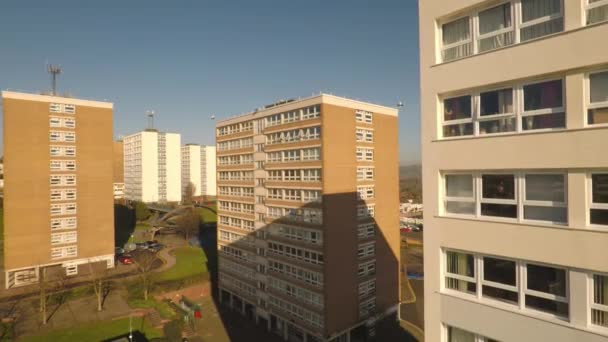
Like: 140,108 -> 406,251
443,123 -> 473,137
524,80 -> 563,111
590,71 -> 608,103
526,263 -> 566,296
520,17 -> 563,41
444,96 -> 472,121
446,175 -> 473,197
479,117 -> 516,135
594,274 -> 608,306
525,295 -> 569,317
484,257 -> 516,285
442,17 -> 470,45
524,206 -> 567,223
587,3 -> 608,25
590,209 -> 608,225
446,251 -> 474,277
525,174 -> 565,202
592,174 -> 608,203
482,174 -> 515,199
446,201 -> 475,215
479,3 -> 512,35
447,326 -> 476,342
481,203 -> 517,218
483,285 -> 519,304
588,107 -> 608,125
522,112 -> 565,130
480,88 -> 513,116
521,0 -> 561,22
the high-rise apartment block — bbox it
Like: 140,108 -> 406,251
123,130 -> 181,203
181,144 -> 217,198
216,94 -> 399,341
420,1 -> 608,341
2,91 -> 115,288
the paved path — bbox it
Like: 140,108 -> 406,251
154,246 -> 177,273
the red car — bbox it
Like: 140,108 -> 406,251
117,254 -> 134,265
400,226 -> 412,233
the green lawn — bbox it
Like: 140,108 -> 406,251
21,317 -> 162,342
155,247 -> 208,282
128,299 -> 176,319
197,207 -> 217,224
0,208 -> 4,265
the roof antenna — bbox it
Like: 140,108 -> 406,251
146,110 -> 155,130
47,64 -> 62,96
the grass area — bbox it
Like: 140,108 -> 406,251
128,299 -> 176,319
0,208 -> 4,265
135,223 -> 150,231
20,316 -> 162,342
155,247 -> 208,282
197,207 -> 217,224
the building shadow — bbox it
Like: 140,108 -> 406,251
114,203 -> 136,247
207,192 -> 412,342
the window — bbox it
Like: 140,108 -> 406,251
49,117 -> 61,127
50,131 -> 61,142
525,263 -> 568,317
359,280 -> 376,298
520,0 -> 563,42
302,169 -> 321,182
444,250 -> 570,319
441,16 -> 472,62
522,79 -> 565,131
268,170 -> 282,181
481,174 -> 517,218
442,95 -> 473,137
358,223 -> 375,239
482,256 -> 518,304
445,325 -> 498,342
63,118 -> 76,128
358,261 -> 376,277
591,274 -> 608,328
357,167 -> 374,181
302,190 -> 321,203
284,189 -> 301,201
356,128 -> 373,142
63,104 -> 76,114
284,110 -> 300,123
50,146 -> 61,157
50,175 -> 62,186
357,242 -> 375,258
478,3 -> 514,53
268,152 -> 282,163
590,173 -> 608,226
587,0 -> 608,25
588,71 -> 608,125
267,114 -> 282,126
284,150 -> 300,162
359,297 -> 375,317
50,103 -> 62,113
302,148 -> 320,161
64,132 -> 76,142
445,251 -> 476,295
302,105 -> 320,120
479,88 -> 516,134
357,204 -> 375,218
356,147 -> 373,161
523,174 -> 566,223
355,110 -> 373,123
51,231 -> 77,245
50,190 -> 62,201
284,170 -> 301,181
357,186 -> 374,200
444,174 -> 475,215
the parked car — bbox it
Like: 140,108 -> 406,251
115,247 -> 125,255
400,226 -> 412,233
117,254 -> 134,265
135,242 -> 148,250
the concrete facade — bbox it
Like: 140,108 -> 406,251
2,91 -> 115,288
181,144 -> 217,198
216,94 -> 399,341
123,130 -> 181,203
420,1 -> 608,341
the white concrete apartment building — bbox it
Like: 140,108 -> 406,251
123,130 -> 181,203
420,1 -> 608,341
181,144 -> 217,198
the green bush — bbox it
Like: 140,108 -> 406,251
135,201 -> 151,222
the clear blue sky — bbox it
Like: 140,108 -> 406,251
0,0 -> 420,164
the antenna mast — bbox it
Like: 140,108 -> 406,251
47,65 -> 62,96
146,110 -> 155,130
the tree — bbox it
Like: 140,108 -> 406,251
38,268 -> 49,325
133,251 -> 159,301
88,262 -> 109,311
175,207 -> 200,242
134,201 -> 151,222
183,182 -> 196,204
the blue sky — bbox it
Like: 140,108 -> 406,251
0,0 -> 420,164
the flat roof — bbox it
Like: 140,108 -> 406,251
2,90 -> 113,109
217,93 -> 398,126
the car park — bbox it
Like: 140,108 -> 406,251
117,254 -> 134,265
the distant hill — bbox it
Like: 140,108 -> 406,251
399,164 -> 422,203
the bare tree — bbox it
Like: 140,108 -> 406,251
175,206 -> 200,242
38,268 -> 49,325
133,251 -> 159,301
183,182 -> 196,204
88,262 -> 109,311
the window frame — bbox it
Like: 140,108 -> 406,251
586,0 -> 608,25
476,1 -> 515,53
589,272 -> 608,330
440,15 -> 474,62
586,70 -> 608,127
588,172 -> 608,228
